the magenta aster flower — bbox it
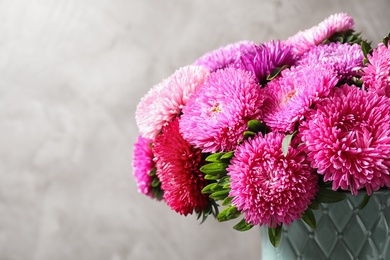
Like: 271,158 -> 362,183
180,67 -> 264,152
285,13 -> 354,54
153,119 -> 209,216
297,42 -> 364,80
299,85 -> 390,195
233,40 -> 296,84
133,135 -> 155,197
136,65 -> 209,140
193,41 -> 256,72
361,42 -> 390,97
263,64 -> 338,133
228,132 -> 318,228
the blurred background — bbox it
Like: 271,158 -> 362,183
0,0 -> 389,259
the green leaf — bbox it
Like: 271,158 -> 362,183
282,131 -> 297,157
217,206 -> 241,222
222,182 -> 230,189
205,152 -> 225,162
352,77 -> 363,88
358,193 -> 371,209
148,167 -> 157,177
361,41 -> 372,59
151,177 -> 160,188
308,200 -> 319,210
248,120 -> 269,135
382,32 -> 390,47
243,131 -> 255,139
268,225 -> 282,247
316,188 -> 347,203
220,151 -> 234,160
346,34 -> 354,43
301,208 -> 316,229
221,196 -> 233,206
200,162 -> 228,175
247,119 -> 263,132
211,201 -> 220,217
209,189 -> 230,201
217,176 -> 230,187
363,57 -> 369,66
201,183 -> 219,194
267,65 -> 289,81
233,218 -> 254,231
152,188 -> 164,200
204,174 -> 219,181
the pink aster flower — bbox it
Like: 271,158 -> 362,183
193,41 -> 256,72
285,13 -> 354,54
233,40 -> 296,84
297,42 -> 364,80
299,85 -> 390,195
133,135 -> 155,197
228,132 -> 318,228
263,64 -> 338,133
135,65 -> 209,140
361,42 -> 390,97
179,67 -> 264,153
153,118 -> 209,216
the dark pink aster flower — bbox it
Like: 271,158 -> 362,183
263,64 -> 338,133
154,119 -> 209,216
299,85 -> 390,195
297,42 -> 364,80
193,41 -> 256,72
133,135 -> 154,197
361,42 -> 390,97
233,40 -> 296,84
285,13 -> 354,54
228,132 -> 318,228
180,67 -> 264,153
136,65 -> 209,140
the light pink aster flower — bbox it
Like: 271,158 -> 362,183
135,65 -> 209,140
133,135 -> 155,197
180,67 -> 264,153
154,119 -> 209,216
299,85 -> 390,195
263,64 -> 338,133
285,13 -> 354,54
193,41 -> 256,72
228,132 -> 318,228
297,42 -> 364,80
361,42 -> 390,97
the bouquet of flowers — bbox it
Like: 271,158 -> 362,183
132,13 -> 390,246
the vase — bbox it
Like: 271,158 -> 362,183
260,191 -> 390,260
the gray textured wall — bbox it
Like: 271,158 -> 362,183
1,0 -> 389,259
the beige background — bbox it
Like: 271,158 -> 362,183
1,0 -> 389,259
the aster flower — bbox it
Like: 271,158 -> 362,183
153,118 -> 209,216
228,132 -> 318,228
193,41 -> 256,72
180,67 -> 264,153
263,64 -> 338,133
361,42 -> 390,97
233,40 -> 296,84
297,42 -> 364,80
136,65 -> 209,140
133,135 -> 155,197
299,85 -> 390,195
285,13 -> 354,54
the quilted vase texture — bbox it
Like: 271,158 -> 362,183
261,191 -> 390,260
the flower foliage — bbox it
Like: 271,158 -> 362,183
132,13 -> 390,247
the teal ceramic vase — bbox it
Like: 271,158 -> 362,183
261,191 -> 390,260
